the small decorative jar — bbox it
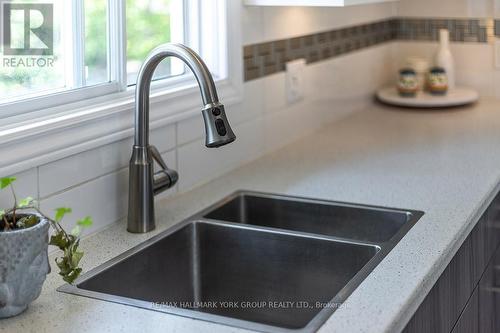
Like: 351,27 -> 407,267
397,68 -> 419,97
427,67 -> 448,95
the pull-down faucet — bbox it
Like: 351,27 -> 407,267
128,43 -> 236,233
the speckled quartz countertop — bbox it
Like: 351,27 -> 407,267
4,99 -> 500,333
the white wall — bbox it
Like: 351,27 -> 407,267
243,3 -> 397,44
398,0 -> 492,18
0,3 -> 396,236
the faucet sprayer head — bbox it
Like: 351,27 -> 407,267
202,103 -> 236,148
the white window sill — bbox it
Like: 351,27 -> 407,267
0,76 -> 243,176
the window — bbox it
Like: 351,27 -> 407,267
126,0 -> 184,84
0,0 -> 228,118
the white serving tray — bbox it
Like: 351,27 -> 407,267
376,86 -> 479,108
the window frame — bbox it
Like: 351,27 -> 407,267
0,0 -> 243,176
0,0 -> 230,120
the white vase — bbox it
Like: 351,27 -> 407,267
435,29 -> 455,90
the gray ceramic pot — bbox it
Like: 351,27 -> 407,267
0,215 -> 50,318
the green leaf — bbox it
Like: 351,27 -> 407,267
0,177 -> 16,189
71,250 -> 84,268
49,212 -> 88,285
17,215 -> 39,228
70,225 -> 81,237
24,215 -> 39,228
62,268 -> 82,284
0,209 -> 5,219
49,232 -> 68,250
55,257 -> 72,275
54,207 -> 72,222
18,196 -> 34,208
77,216 -> 93,228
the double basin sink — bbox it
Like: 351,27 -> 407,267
59,191 -> 423,332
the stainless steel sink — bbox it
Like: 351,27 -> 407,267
200,191 -> 418,243
59,191 -> 423,332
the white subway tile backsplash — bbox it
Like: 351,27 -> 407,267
310,44 -> 393,102
39,149 -> 177,235
450,44 -> 494,72
456,70 -> 495,97
228,79 -> 265,125
264,72 -> 288,113
38,140 -> 131,198
177,116 -> 265,192
177,139 -> 217,192
38,124 -> 175,198
177,114 -> 205,146
150,124 -> 177,153
176,80 -> 265,147
176,85 -> 344,194
40,168 -> 129,237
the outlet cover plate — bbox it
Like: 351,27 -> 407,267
286,58 -> 306,104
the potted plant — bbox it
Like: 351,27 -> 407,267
0,176 -> 92,318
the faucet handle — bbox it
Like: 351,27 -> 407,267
149,145 -> 178,195
149,145 -> 168,170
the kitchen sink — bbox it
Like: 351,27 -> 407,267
201,191 -> 418,243
59,191 -> 423,332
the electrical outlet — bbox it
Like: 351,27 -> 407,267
286,58 -> 306,104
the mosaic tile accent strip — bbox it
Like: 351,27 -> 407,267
395,18 -> 491,43
244,19 -> 396,81
244,17 -> 498,82
494,19 -> 500,37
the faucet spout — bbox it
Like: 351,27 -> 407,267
134,43 -> 235,147
128,43 -> 236,233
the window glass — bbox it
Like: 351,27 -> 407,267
85,0 -> 108,85
0,0 -> 64,101
126,0 -> 185,85
0,0 -> 109,102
